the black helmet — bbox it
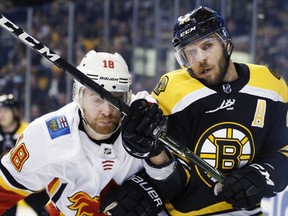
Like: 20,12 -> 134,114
0,94 -> 18,109
172,6 -> 231,51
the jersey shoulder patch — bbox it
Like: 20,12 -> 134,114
153,75 -> 169,96
152,69 -> 206,115
45,115 -> 71,140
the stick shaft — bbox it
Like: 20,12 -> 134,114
0,14 -> 129,115
0,13 -> 225,183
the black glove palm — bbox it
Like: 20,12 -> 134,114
219,164 -> 276,209
122,99 -> 167,158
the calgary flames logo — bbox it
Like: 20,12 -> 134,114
68,192 -> 105,216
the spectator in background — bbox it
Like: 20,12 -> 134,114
0,93 -> 49,216
47,65 -> 67,109
1,0 -> 288,124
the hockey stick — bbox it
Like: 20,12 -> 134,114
0,13 -> 225,183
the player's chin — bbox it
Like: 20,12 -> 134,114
96,125 -> 118,134
199,74 -> 222,86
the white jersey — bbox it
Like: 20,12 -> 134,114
0,102 -> 144,215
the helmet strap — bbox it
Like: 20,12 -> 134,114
217,32 -> 234,78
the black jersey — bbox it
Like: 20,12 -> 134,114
152,63 -> 288,215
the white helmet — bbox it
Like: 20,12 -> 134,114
73,50 -> 132,105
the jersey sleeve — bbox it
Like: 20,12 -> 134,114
143,148 -> 191,200
0,165 -> 28,213
259,101 -> 288,192
252,66 -> 288,192
0,118 -> 52,212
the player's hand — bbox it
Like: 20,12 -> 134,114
122,99 -> 167,158
216,164 -> 276,209
99,172 -> 164,216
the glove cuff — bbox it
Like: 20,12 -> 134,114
148,140 -> 164,157
247,163 -> 276,197
144,148 -> 175,180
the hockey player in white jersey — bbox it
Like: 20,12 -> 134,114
0,50 -> 186,215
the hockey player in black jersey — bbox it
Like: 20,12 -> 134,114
105,5 -> 288,216
150,6 -> 288,215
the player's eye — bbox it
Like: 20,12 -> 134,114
93,98 -> 104,105
202,42 -> 213,50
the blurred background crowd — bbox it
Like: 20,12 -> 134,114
0,0 -> 287,122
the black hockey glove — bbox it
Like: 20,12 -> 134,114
99,172 -> 164,216
218,164 -> 276,210
122,99 -> 167,158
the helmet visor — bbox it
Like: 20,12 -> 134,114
174,33 -> 222,68
88,91 -> 130,107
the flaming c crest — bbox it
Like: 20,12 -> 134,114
68,192 -> 105,216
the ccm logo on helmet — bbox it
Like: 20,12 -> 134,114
180,26 -> 196,37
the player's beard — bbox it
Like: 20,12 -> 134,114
86,116 -> 120,135
189,49 -> 228,87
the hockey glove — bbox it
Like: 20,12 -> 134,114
99,172 -> 164,216
218,164 -> 276,209
122,99 -> 167,158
